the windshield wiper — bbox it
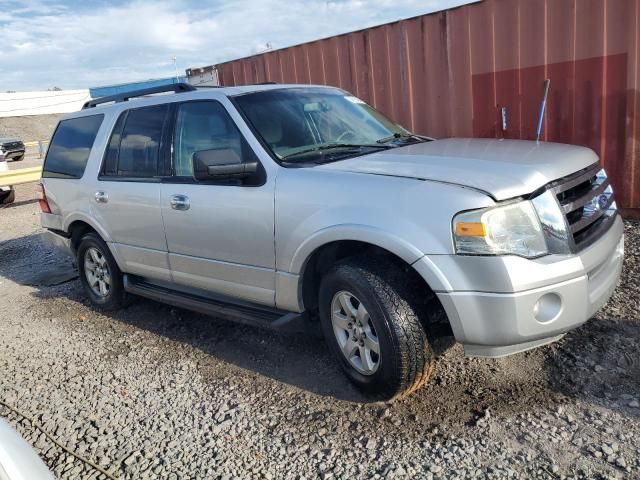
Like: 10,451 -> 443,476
282,143 -> 391,160
376,132 -> 431,144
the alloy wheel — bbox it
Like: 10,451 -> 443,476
330,290 -> 380,375
84,247 -> 111,297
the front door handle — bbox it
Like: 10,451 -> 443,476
94,191 -> 108,203
170,194 -> 190,211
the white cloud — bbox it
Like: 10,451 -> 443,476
0,0 -> 475,91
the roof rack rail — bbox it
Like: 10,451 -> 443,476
82,82 -> 197,109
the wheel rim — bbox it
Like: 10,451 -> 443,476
84,247 -> 111,298
331,290 -> 380,375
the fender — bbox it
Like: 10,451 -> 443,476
277,224 -> 451,313
288,223 -> 425,276
62,212 -> 127,271
63,211 -> 113,243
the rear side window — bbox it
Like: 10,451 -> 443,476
102,104 -> 170,179
42,114 -> 104,179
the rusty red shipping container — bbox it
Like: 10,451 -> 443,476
205,0 -> 640,212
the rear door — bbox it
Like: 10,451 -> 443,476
92,104 -> 172,282
160,100 -> 276,306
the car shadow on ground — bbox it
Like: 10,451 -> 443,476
1,232 -> 638,421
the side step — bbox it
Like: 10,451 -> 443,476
123,275 -> 307,331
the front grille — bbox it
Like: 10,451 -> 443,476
551,164 -> 617,251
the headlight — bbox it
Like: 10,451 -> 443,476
453,200 -> 548,258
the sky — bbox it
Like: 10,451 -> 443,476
0,0 -> 474,92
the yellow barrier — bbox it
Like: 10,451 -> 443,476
0,167 -> 42,185
23,140 -> 49,148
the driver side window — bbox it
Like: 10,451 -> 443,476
173,101 -> 246,177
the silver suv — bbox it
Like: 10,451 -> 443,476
41,83 -> 624,400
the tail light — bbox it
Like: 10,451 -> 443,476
37,183 -> 51,213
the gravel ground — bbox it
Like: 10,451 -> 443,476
0,184 -> 639,479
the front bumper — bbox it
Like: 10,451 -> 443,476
2,149 -> 25,160
421,215 -> 624,357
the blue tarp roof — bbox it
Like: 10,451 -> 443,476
89,76 -> 187,98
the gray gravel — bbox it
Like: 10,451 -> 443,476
0,183 -> 639,479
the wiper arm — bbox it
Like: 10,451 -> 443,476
376,132 -> 432,144
282,143 -> 391,160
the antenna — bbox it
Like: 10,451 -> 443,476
535,79 -> 551,143
172,56 -> 179,82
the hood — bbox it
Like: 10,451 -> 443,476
317,138 -> 599,200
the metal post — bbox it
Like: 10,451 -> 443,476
536,79 -> 551,143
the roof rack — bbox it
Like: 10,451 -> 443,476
82,82 -> 197,109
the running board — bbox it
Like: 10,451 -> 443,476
123,275 -> 306,331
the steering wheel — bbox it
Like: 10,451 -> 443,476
336,130 -> 357,143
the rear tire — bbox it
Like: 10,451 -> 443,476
319,258 -> 434,401
77,233 -> 127,311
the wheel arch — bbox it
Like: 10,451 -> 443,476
66,218 -> 124,271
289,225 -> 425,274
296,236 -> 452,337
64,213 -> 112,245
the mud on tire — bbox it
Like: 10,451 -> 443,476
319,257 -> 434,401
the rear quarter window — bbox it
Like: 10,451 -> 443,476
42,114 -> 104,179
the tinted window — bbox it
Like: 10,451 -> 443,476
43,115 -> 104,179
174,101 -> 252,177
103,104 -> 169,178
102,112 -> 126,176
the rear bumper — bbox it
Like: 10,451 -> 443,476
41,229 -> 73,258
423,215 -> 624,357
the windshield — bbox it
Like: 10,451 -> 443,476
233,87 -> 423,163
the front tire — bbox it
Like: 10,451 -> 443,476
77,233 -> 127,311
319,258 -> 434,400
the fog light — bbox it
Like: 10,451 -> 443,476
533,293 -> 562,324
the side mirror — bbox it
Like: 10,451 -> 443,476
192,148 -> 258,181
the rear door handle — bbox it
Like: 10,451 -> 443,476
170,194 -> 190,211
94,191 -> 108,203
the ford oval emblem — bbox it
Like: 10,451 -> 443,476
597,194 -> 609,210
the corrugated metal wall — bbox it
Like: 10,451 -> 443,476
213,0 -> 640,211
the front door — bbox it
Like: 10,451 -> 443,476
160,100 -> 276,306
